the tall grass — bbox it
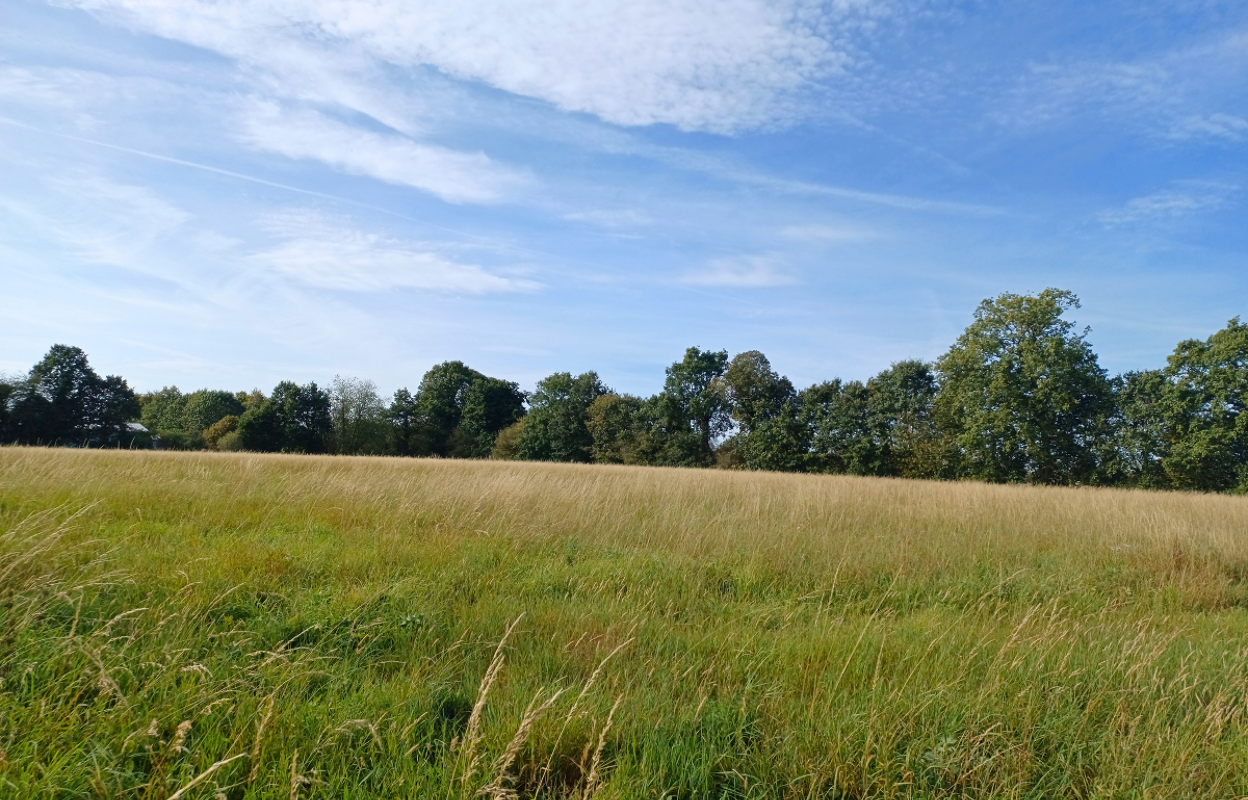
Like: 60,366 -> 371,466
2,447 -> 1248,798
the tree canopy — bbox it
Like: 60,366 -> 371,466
934,289 -> 1113,485
3,345 -> 138,447
6,290 -> 1248,493
516,371 -> 609,463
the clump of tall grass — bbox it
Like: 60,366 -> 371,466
2,447 -> 1248,797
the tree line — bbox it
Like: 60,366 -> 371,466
2,289 -> 1246,492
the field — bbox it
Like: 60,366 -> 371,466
3,449 -> 1248,798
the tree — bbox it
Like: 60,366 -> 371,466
586,393 -> 664,465
388,388 -> 430,457
803,380 -> 885,475
236,389 -> 266,411
5,345 -> 139,447
723,351 -> 795,436
1155,318 -> 1248,491
272,381 -> 332,454
0,375 -> 16,441
236,402 -> 283,452
414,361 -> 486,456
237,380 -> 332,453
741,399 -> 810,472
934,289 -> 1113,485
182,390 -> 245,435
455,377 -> 526,458
722,350 -> 804,472
866,360 -> 952,479
654,347 -> 731,467
517,372 -> 609,462
328,376 -> 389,456
140,387 -> 186,434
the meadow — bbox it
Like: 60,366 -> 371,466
2,448 -> 1248,799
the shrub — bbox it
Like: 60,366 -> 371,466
216,431 -> 244,452
203,415 -> 240,450
491,419 -> 525,460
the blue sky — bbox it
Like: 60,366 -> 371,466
1,0 -> 1245,397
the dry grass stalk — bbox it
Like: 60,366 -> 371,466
289,749 -> 300,800
170,720 -> 192,753
459,614 -> 524,786
247,694 -> 276,785
582,694 -> 622,800
534,636 -> 633,795
165,753 -> 246,800
84,645 -> 129,709
479,687 -> 566,799
0,504 -> 82,594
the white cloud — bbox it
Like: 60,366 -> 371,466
252,212 -> 539,294
237,101 -> 527,204
1167,113 -> 1248,143
13,174 -> 192,269
681,256 -> 796,287
0,66 -> 101,111
1099,181 -> 1237,226
65,0 -> 884,134
1007,61 -> 1170,129
0,65 -> 169,131
995,30 -> 1248,139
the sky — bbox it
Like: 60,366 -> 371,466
1,0 -> 1245,397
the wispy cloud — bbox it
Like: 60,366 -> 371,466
1099,181 -> 1237,226
237,101 -> 528,204
4,174 -> 192,271
252,212 -> 540,294
61,0 -> 903,134
994,29 -> 1248,140
563,209 -> 653,228
1001,61 -> 1170,130
780,222 -> 879,242
0,66 -> 105,113
1166,113 -> 1248,143
681,255 -> 796,287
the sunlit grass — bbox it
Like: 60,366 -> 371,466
2,447 -> 1248,798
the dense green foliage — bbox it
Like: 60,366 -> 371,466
935,290 -> 1113,485
4,290 -> 1248,491
235,380 -> 333,454
0,345 -> 139,447
457,377 -> 528,459
4,450 -> 1248,798
517,372 -> 608,462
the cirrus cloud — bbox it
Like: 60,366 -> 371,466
65,0 -> 875,134
237,101 -> 528,204
1098,180 -> 1237,226
252,212 -> 539,294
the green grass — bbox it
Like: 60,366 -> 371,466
3,448 -> 1248,798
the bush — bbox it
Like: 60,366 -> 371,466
203,415 -> 240,450
157,429 -> 204,451
491,419 -> 525,460
216,431 -> 244,452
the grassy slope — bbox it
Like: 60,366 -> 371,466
2,448 -> 1248,799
